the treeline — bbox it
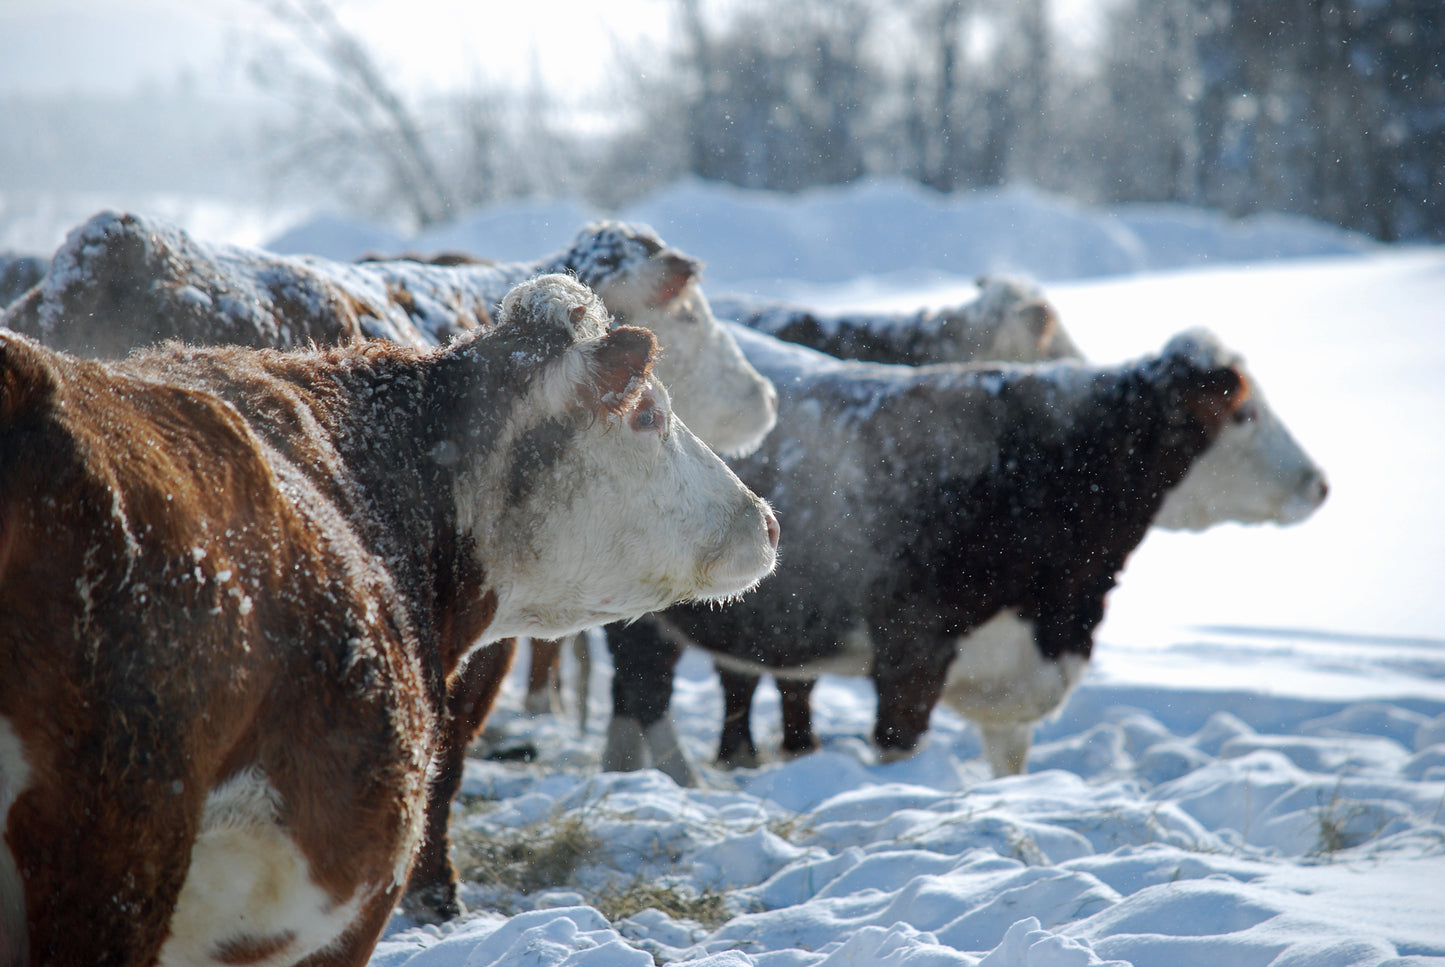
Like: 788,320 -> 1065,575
255,0 -> 1443,242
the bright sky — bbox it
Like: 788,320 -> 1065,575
0,0 -> 673,99
1,0 -> 1110,101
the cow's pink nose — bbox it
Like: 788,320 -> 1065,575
764,506 -> 780,550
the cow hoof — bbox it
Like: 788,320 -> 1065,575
400,884 -> 465,924
602,717 -> 648,772
715,748 -> 759,770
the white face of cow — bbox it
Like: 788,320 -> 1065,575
1155,367 -> 1329,532
597,268 -> 778,458
958,276 -> 1083,363
458,276 -> 779,641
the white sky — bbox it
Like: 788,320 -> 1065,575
0,0 -> 674,99
0,0 -> 1109,100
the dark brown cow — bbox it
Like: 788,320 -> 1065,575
0,274 -> 777,967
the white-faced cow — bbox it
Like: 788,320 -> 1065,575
602,324 -> 1326,786
0,275 -> 778,967
710,275 -> 1081,367
3,212 -> 782,925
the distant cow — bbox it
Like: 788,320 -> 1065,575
0,275 -> 778,967
711,274 -> 1080,366
603,325 -> 1326,785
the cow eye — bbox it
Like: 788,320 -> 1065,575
630,404 -> 663,433
1233,401 -> 1258,425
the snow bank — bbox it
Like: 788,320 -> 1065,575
264,177 -> 1379,293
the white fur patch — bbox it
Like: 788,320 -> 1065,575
940,611 -> 1089,776
0,718 -> 30,967
465,370 -> 776,643
158,769 -> 366,967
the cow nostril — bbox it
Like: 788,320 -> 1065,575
1316,476 -> 1330,503
764,507 -> 780,550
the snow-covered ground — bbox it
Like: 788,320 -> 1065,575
9,181 -> 1444,965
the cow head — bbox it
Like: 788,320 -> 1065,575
1153,328 -> 1329,531
561,222 -> 779,458
450,274 -> 778,640
948,275 -> 1082,363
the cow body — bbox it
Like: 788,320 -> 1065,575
0,275 -> 777,966
604,325 -> 1325,784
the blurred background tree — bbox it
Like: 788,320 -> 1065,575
245,0 -> 1445,240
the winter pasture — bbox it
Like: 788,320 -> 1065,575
10,179 -> 1445,965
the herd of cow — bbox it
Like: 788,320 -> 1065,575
0,212 -> 1326,966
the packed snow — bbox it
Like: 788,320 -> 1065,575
7,179 -> 1443,965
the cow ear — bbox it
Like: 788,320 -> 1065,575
644,253 -> 700,308
1021,302 -> 1057,349
580,326 -> 657,416
1184,366 -> 1251,430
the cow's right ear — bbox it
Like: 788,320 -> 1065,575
579,326 -> 658,417
644,253 -> 700,308
0,334 -> 53,427
1020,302 -> 1058,349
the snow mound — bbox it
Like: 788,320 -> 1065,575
262,178 -> 1379,293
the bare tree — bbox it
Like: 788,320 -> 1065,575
248,0 -> 456,227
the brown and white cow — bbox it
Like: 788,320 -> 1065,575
0,274 -> 778,967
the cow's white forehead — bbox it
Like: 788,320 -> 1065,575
498,273 -> 612,343
560,222 -> 669,292
1162,326 -> 1241,372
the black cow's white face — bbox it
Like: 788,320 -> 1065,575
1154,340 -> 1329,531
454,275 -> 779,641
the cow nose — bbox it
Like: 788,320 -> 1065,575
764,506 -> 780,550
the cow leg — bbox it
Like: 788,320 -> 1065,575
602,621 -> 697,786
6,774 -> 197,966
572,633 -> 592,734
871,653 -> 950,763
776,677 -> 820,759
715,665 -> 761,768
978,722 -> 1033,777
402,638 -> 517,924
523,637 -> 564,716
